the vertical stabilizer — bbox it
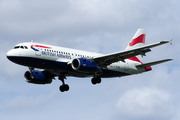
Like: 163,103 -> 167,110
126,29 -> 146,63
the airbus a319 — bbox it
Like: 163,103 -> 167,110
6,29 -> 172,92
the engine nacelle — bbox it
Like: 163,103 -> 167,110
24,71 -> 52,84
71,58 -> 101,73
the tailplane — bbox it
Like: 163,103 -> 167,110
136,59 -> 173,68
126,29 -> 146,63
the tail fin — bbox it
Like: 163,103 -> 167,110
126,29 -> 146,63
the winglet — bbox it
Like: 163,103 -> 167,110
169,39 -> 173,45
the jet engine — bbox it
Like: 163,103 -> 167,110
71,58 -> 101,73
24,70 -> 52,84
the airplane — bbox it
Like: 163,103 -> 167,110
6,29 -> 172,92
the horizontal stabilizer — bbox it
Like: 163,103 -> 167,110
136,59 -> 173,68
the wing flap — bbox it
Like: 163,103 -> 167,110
136,59 -> 173,68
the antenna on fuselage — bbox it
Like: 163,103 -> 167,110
31,40 -> 33,43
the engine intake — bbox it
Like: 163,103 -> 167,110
72,58 -> 101,73
24,70 -> 52,84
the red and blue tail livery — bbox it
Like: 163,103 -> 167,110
6,29 -> 172,92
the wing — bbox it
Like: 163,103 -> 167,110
93,40 -> 172,67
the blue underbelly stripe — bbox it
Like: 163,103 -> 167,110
7,56 -> 129,77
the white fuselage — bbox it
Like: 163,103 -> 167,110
7,42 -> 147,78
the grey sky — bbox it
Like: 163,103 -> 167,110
0,0 -> 179,120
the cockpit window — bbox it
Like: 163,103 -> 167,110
14,46 -> 20,49
14,46 -> 28,49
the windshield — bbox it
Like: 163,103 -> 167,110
14,46 -> 28,49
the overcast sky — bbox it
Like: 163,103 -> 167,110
0,0 -> 180,120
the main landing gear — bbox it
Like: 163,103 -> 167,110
91,76 -> 101,85
58,75 -> 102,92
58,75 -> 69,92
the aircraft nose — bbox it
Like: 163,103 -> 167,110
6,49 -> 15,61
6,49 -> 25,65
7,50 -> 12,57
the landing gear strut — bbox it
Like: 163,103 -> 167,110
91,76 -> 101,85
29,67 -> 34,73
58,75 -> 69,92
28,67 -> 34,79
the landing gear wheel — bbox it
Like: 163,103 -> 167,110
58,75 -> 70,92
64,84 -> 69,91
59,84 -> 69,92
91,78 -> 96,85
59,85 -> 64,92
91,76 -> 101,85
96,76 -> 101,84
